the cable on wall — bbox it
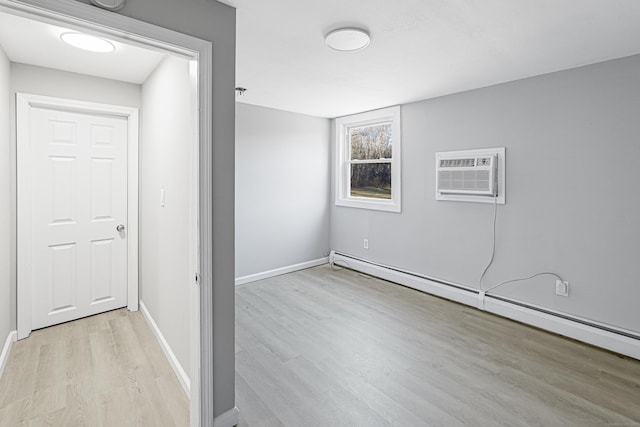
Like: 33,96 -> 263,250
330,259 -> 353,271
485,272 -> 565,293
478,195 -> 499,290
330,259 -> 374,279
477,194 -> 565,309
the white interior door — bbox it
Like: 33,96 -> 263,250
27,105 -> 129,330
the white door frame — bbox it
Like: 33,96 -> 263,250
2,1 -> 213,425
16,93 -> 140,339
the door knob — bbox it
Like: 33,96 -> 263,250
116,224 -> 125,232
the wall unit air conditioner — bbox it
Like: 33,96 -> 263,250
435,147 -> 505,204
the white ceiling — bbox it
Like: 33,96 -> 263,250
229,0 -> 640,118
0,11 -> 165,84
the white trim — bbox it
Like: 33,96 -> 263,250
213,406 -> 240,427
127,109 -> 139,312
330,252 -> 478,306
140,301 -> 190,395
330,251 -> 640,360
235,257 -> 329,286
0,331 -> 17,380
196,33 -> 214,427
0,0 -> 201,59
16,93 -> 139,340
187,59 -> 201,427
2,2 -> 213,424
16,93 -> 32,340
335,106 -> 402,213
485,298 -> 640,360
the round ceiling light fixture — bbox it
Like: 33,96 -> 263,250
90,0 -> 126,11
60,32 -> 116,53
325,28 -> 370,52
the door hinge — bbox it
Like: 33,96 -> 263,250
195,273 -> 200,286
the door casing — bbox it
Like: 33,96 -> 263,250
2,0 -> 213,425
17,93 -> 140,339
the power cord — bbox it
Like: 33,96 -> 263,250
330,259 -> 373,279
485,272 -> 565,293
477,194 -> 565,309
478,194 -> 498,292
330,259 -> 352,271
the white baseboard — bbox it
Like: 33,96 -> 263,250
330,251 -> 640,360
330,252 -> 479,307
213,406 -> 239,427
139,301 -> 190,396
235,257 -> 329,286
485,298 -> 640,360
0,330 -> 17,381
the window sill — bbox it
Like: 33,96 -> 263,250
336,197 -> 401,213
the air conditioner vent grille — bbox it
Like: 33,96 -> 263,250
438,170 -> 491,192
436,150 -> 500,198
440,158 -> 476,168
435,148 -> 505,204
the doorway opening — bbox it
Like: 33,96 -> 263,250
0,1 -> 213,425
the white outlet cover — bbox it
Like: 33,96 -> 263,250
555,280 -> 569,296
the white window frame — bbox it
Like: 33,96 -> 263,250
335,106 -> 401,212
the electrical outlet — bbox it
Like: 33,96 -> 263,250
363,238 -> 369,249
555,280 -> 569,297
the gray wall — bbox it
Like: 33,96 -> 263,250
0,46 -> 10,345
10,63 -> 141,107
140,56 -> 193,377
235,103 -> 331,278
9,63 -> 142,332
331,54 -> 640,335
95,0 -> 238,417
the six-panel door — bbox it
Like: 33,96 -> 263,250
29,106 -> 128,330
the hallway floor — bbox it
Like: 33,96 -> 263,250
0,309 -> 188,426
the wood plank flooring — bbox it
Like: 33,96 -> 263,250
235,264 -> 640,427
0,309 -> 189,427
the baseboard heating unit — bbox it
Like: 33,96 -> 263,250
329,251 -> 640,360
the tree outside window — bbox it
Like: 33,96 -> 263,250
349,123 -> 392,199
335,106 -> 401,212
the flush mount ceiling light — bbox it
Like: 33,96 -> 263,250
60,32 -> 116,53
325,28 -> 370,52
90,0 -> 126,11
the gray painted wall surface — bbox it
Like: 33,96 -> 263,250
91,0 -> 238,417
9,63 -> 141,332
331,54 -> 640,335
140,56 -> 192,377
0,46 -> 10,345
236,103 -> 331,278
10,64 -> 141,107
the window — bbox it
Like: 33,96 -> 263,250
335,106 -> 401,212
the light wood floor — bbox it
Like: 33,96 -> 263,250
235,264 -> 640,426
0,308 -> 189,427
